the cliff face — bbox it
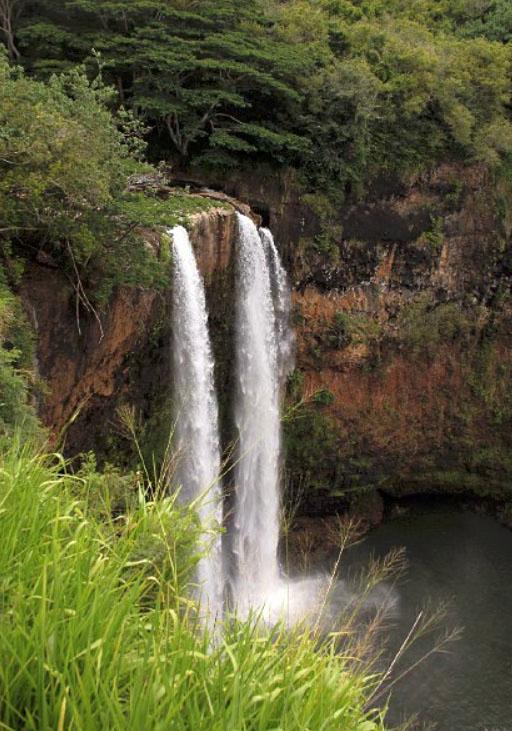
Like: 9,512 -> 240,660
280,163 -> 512,517
189,162 -> 511,516
21,166 -> 512,517
22,264 -> 160,456
21,207 -> 238,461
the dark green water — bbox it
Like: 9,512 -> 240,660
345,506 -> 512,730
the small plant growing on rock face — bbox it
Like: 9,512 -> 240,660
312,232 -> 341,263
328,310 -> 353,349
286,368 -> 305,404
313,387 -> 336,406
445,179 -> 465,209
159,230 -> 172,264
300,192 -> 337,220
398,293 -> 474,354
423,216 -> 445,254
329,310 -> 383,349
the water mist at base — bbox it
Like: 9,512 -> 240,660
171,226 -> 223,620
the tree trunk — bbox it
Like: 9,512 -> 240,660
0,0 -> 21,60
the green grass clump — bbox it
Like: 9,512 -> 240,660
0,440 -> 385,730
118,191 -> 231,229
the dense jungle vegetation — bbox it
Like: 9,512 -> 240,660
1,0 -> 512,437
4,0 -> 512,191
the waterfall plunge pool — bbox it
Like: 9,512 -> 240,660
310,506 -> 512,730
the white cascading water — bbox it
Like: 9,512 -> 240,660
232,213 -> 292,615
170,225 -> 224,621
233,219 -> 397,625
170,218 -> 397,630
260,227 -> 295,386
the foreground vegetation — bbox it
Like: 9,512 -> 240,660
0,440 -> 386,730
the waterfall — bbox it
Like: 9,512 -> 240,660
170,217 -> 393,631
170,225 -> 223,620
232,213 -> 293,613
260,227 -> 295,386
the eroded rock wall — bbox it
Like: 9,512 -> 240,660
21,206 -> 238,462
282,163 -> 512,517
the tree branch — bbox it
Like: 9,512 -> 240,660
66,240 -> 104,343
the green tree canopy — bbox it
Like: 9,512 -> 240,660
285,0 -> 512,194
3,0 -> 512,195
16,0 -> 315,165
0,51 -> 165,303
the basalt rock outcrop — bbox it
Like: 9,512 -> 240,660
281,163 -> 512,520
187,162 -> 512,519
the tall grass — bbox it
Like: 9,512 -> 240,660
0,439 -> 386,730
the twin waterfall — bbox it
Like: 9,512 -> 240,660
170,213 -> 293,621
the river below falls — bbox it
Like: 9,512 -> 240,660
338,505 -> 512,730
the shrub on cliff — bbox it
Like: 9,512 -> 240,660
0,271 -> 39,439
0,51 -> 166,304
